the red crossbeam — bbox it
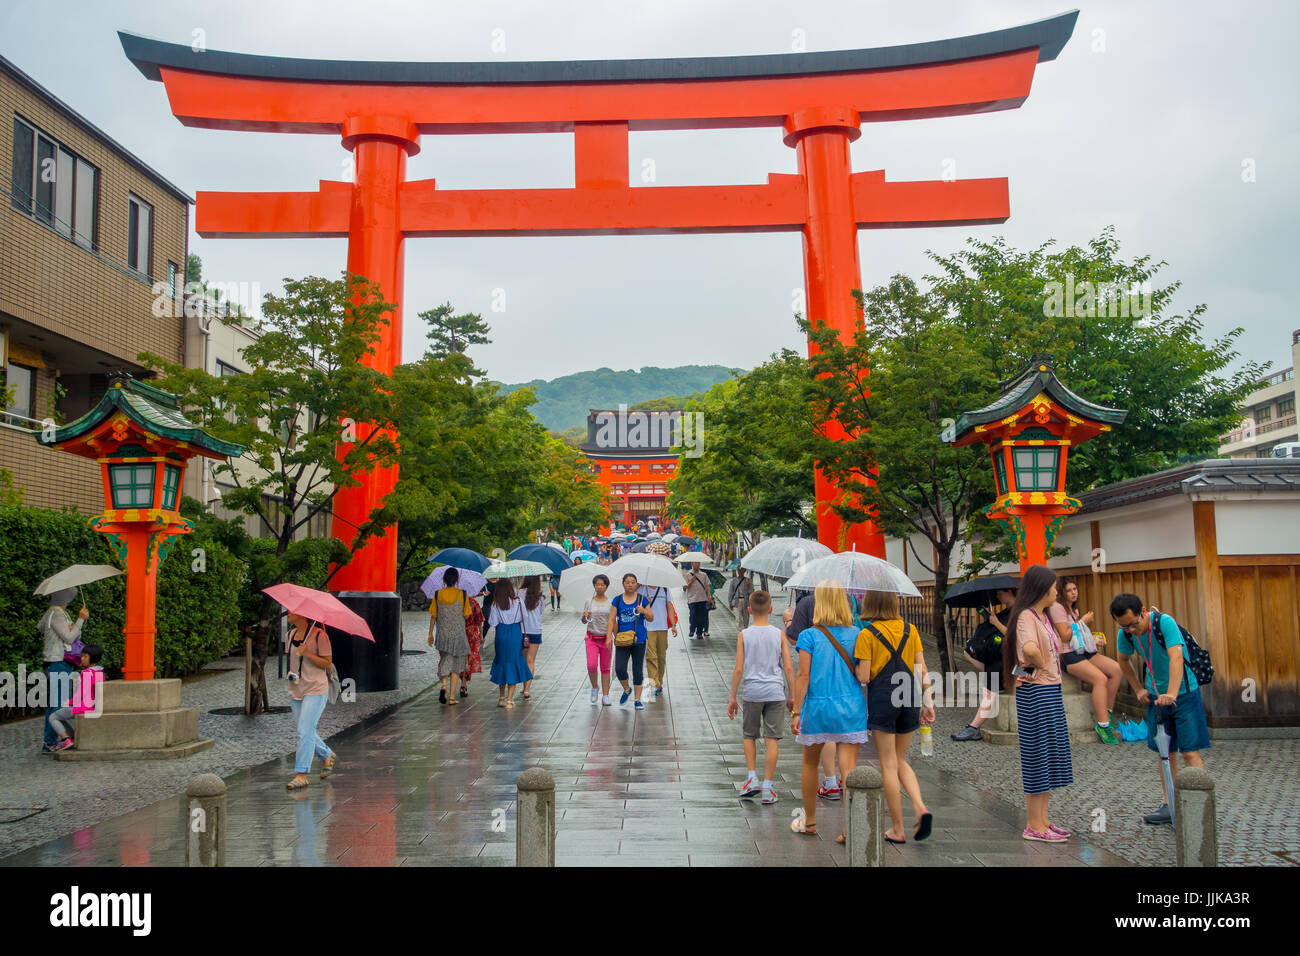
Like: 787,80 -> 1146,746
196,173 -> 1007,238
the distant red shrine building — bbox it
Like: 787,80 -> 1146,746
581,408 -> 683,532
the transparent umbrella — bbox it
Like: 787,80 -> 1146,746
783,551 -> 921,598
739,537 -> 833,579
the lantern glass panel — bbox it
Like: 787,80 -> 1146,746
109,462 -> 157,508
1013,447 -> 1060,492
993,449 -> 1008,494
161,464 -> 181,510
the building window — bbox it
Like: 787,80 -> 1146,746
2,362 -> 35,422
167,261 -> 180,299
1278,396 -> 1295,417
10,117 -> 98,249
127,194 -> 153,277
1012,446 -> 1059,492
1256,405 -> 1273,424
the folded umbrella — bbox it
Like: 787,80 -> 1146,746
784,551 -> 921,598
262,583 -> 375,641
421,566 -> 488,600
507,543 -> 574,574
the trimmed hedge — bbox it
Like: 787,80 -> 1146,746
0,505 -> 244,679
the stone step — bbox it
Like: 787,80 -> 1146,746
55,738 -> 215,762
73,706 -> 199,751
982,728 -> 1102,746
99,678 -> 183,713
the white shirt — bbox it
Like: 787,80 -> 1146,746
638,585 -> 671,630
520,598 -> 544,635
487,599 -> 523,627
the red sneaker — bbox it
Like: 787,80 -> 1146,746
818,782 -> 842,801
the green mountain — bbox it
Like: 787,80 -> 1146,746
501,364 -> 742,432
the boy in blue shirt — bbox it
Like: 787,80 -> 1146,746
1110,593 -> 1210,826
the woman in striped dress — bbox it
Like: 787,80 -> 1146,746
1003,564 -> 1073,842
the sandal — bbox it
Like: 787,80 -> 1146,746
522,692 -> 531,700
835,832 -> 846,845
497,699 -> 506,708
320,754 -> 337,778
790,818 -> 817,836
287,778 -> 310,790
885,834 -> 906,845
448,698 -> 460,706
505,698 -> 515,709
914,812 -> 933,842
439,688 -> 447,704
460,686 -> 468,698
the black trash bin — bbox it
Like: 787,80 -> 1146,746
327,591 -> 401,693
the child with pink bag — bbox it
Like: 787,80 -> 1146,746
48,644 -> 105,751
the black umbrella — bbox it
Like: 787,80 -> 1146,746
506,544 -> 574,575
675,536 -> 701,549
942,575 -> 1022,608
629,541 -> 651,553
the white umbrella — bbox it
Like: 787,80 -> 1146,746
673,551 -> 715,566
662,533 -> 678,542
34,564 -> 123,596
605,553 -> 686,588
739,537 -> 833,579
784,551 -> 921,598
483,559 -> 552,580
420,566 -> 487,600
546,541 -> 567,552
646,531 -> 662,539
559,562 -> 620,604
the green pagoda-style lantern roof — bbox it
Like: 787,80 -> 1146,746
948,356 -> 1127,444
37,373 -> 244,460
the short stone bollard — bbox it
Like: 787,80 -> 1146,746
516,767 -> 555,867
844,765 -> 884,867
1174,767 -> 1217,867
184,774 -> 226,867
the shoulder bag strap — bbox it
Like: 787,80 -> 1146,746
815,625 -> 856,678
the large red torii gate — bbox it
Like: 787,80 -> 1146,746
121,11 -> 1075,651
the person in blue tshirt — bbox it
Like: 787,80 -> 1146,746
1110,592 -> 1209,826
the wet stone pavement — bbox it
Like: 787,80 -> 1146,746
3,597 -> 1132,867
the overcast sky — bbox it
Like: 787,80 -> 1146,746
6,0 -> 1296,383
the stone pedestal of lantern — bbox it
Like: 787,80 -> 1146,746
57,679 -> 212,761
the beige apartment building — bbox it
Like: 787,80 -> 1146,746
1219,329 -> 1300,459
1,53 -> 190,512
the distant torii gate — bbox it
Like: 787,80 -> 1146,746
121,11 -> 1075,645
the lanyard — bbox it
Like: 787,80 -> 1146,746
1034,609 -> 1059,659
1136,611 -> 1157,692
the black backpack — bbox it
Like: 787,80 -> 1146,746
1145,609 -> 1214,686
965,620 -> 1004,668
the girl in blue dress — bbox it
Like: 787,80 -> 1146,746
487,579 -> 533,708
790,581 -> 869,840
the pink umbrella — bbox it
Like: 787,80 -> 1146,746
262,583 -> 375,642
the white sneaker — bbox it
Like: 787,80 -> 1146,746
590,687 -> 599,704
602,695 -> 612,706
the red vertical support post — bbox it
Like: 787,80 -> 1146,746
120,530 -> 159,681
330,115 -> 419,593
327,115 -> 418,691
785,107 -> 885,557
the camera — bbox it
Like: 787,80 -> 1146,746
287,671 -> 300,683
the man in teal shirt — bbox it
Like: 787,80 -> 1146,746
1111,593 -> 1210,826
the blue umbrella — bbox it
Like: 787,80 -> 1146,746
427,548 -> 493,573
507,543 -> 574,575
571,550 -> 598,562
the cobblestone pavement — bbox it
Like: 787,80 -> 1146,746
0,616 -> 446,859
2,593 -> 1133,867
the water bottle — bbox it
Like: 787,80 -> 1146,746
920,725 -> 934,757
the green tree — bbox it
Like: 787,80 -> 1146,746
668,353 -> 816,544
806,229 -> 1264,670
420,302 -> 491,359
143,272 -> 401,713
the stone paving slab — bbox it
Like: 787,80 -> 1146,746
1,592 -> 1140,867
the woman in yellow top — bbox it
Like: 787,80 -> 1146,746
428,566 -> 473,705
853,590 -> 935,844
